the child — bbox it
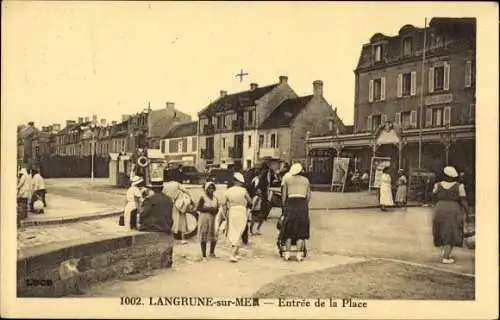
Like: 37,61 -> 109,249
249,188 -> 264,235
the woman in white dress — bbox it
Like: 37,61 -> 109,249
221,172 -> 252,263
163,174 -> 193,244
123,175 -> 145,229
379,167 -> 394,211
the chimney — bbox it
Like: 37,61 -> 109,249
100,119 -> 106,126
166,102 -> 175,109
52,124 -> 61,131
78,117 -> 84,124
220,90 -> 227,98
313,80 -> 323,97
66,120 -> 72,127
111,121 -> 117,125
250,83 -> 258,91
92,114 -> 98,123
279,75 -> 288,84
84,116 -> 90,122
28,121 -> 34,127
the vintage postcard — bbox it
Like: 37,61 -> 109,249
1,1 -> 498,319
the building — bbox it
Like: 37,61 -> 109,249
306,17 -> 476,185
160,121 -> 198,166
197,75 -> 344,171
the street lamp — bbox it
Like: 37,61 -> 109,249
440,124 -> 457,165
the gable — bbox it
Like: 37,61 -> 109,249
259,95 -> 313,129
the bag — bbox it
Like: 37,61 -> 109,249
174,192 -> 191,213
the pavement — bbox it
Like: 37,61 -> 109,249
76,206 -> 475,297
23,178 -> 419,226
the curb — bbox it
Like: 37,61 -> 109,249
307,204 -> 422,211
21,210 -> 123,227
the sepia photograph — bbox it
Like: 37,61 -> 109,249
1,1 -> 498,319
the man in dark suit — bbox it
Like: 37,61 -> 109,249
139,178 -> 174,234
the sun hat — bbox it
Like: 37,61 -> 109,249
443,166 -> 458,178
289,163 -> 303,176
130,175 -> 144,186
233,172 -> 245,184
146,177 -> 164,189
204,181 -> 216,192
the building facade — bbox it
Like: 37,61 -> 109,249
307,18 -> 476,185
160,121 -> 198,166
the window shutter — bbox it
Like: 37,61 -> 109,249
444,62 -> 450,91
368,80 -> 374,102
395,112 -> 402,125
410,71 -> 417,96
380,77 -> 386,101
443,106 -> 451,126
367,116 -> 373,132
465,61 -> 472,88
428,67 -> 434,93
425,108 -> 433,127
244,111 -> 249,124
397,73 -> 403,98
410,110 -> 417,127
275,133 -> 279,148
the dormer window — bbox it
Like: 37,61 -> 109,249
402,37 -> 413,57
374,45 -> 383,62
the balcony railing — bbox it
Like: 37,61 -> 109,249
259,147 -> 280,159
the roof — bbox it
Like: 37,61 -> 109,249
199,84 -> 279,117
259,95 -> 313,130
163,121 -> 198,139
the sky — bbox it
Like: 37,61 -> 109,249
2,1 -> 492,128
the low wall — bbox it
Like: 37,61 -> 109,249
17,231 -> 174,297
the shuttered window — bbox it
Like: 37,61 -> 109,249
368,80 -> 374,102
397,73 -> 403,98
443,106 -> 451,126
395,112 -> 402,125
443,62 -> 450,91
192,137 -> 197,152
465,61 -> 472,88
428,67 -> 435,93
425,109 -> 433,127
410,111 -> 417,127
366,116 -> 372,132
380,77 -> 386,101
410,71 -> 417,96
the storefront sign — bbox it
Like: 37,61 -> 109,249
369,156 -> 391,189
424,93 -> 453,106
309,148 -> 333,157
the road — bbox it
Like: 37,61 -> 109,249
85,206 -> 475,297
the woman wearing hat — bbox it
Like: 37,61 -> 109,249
432,166 -> 471,264
221,172 -> 252,262
280,163 -> 311,262
379,166 -> 394,211
196,182 -> 220,260
123,175 -> 145,229
395,169 -> 408,210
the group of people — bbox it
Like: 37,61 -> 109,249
122,160 -> 312,263
378,167 -> 409,211
16,167 -> 47,224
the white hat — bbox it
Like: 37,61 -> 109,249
233,172 -> 245,184
443,166 -> 458,178
289,163 -> 303,176
204,181 -> 216,192
130,175 -> 144,186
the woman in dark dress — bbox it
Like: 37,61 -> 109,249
432,166 -> 471,264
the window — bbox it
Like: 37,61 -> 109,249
465,60 -> 474,88
270,133 -> 278,148
398,72 -> 413,97
222,138 -> 226,149
192,137 -> 197,152
401,111 -> 412,128
246,159 -> 252,169
403,37 -> 413,57
430,33 -> 444,49
373,78 -> 381,101
369,77 -> 385,102
372,114 -> 382,130
248,135 -> 252,148
161,141 -> 166,153
429,63 -> 450,93
374,45 -> 382,62
425,107 -> 452,127
258,134 -> 264,148
248,110 -> 254,125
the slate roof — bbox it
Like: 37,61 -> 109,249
199,84 -> 279,117
259,95 -> 313,130
163,121 -> 198,139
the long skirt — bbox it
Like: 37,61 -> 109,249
280,198 -> 310,242
395,185 -> 407,204
379,185 -> 394,206
172,207 -> 188,234
198,212 -> 216,242
123,202 -> 138,229
227,205 -> 247,246
432,200 -> 464,247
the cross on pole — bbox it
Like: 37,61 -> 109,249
235,69 -> 249,82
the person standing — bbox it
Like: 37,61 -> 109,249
196,182 -> 220,260
280,163 -> 311,262
221,172 -> 252,263
395,169 -> 408,210
30,167 -> 47,211
432,166 -> 471,264
249,188 -> 264,235
122,175 -> 145,229
379,167 -> 394,211
138,178 -> 174,268
17,168 -> 31,224
163,174 -> 192,244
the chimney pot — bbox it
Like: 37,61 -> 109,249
84,117 -> 90,122
220,90 -> 228,97
313,80 -> 324,96
279,76 -> 288,84
250,83 -> 258,91
166,102 -> 175,109
100,119 -> 106,125
112,121 -> 117,125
